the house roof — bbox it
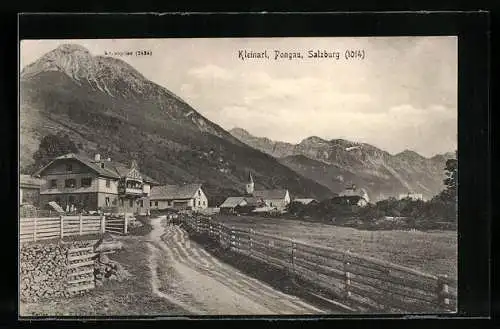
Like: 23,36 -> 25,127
253,189 -> 289,200
243,197 -> 265,206
150,184 -> 202,200
20,174 -> 45,188
219,197 -> 246,208
339,187 -> 366,197
33,153 -> 159,184
293,198 -> 317,205
333,195 -> 367,204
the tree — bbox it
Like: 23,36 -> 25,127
31,133 -> 80,171
441,150 -> 458,202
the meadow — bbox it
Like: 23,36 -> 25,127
214,215 -> 457,280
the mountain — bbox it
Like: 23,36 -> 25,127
229,128 -> 455,201
20,44 -> 334,205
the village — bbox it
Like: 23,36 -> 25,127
20,152 -> 427,219
19,151 -> 457,316
17,37 -> 459,316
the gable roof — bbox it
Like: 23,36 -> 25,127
332,195 -> 367,204
253,189 -> 289,200
293,198 -> 317,205
33,153 -> 159,184
20,174 -> 45,188
219,197 -> 246,208
243,197 -> 265,206
150,184 -> 202,200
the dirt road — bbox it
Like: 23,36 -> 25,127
146,217 -> 326,315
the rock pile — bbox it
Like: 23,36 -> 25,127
93,253 -> 131,286
20,243 -> 70,302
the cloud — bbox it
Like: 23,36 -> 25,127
21,38 -> 456,157
188,64 -> 233,81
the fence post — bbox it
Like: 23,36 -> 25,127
60,215 -> 64,239
124,215 -> 129,234
437,275 -> 450,310
100,215 -> 105,234
343,251 -> 352,300
33,216 -> 37,242
230,228 -> 235,251
79,213 -> 83,236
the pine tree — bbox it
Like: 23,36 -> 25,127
31,133 -> 80,171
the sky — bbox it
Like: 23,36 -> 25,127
21,37 -> 457,157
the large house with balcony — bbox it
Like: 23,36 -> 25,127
33,153 -> 159,215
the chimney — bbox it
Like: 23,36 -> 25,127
107,157 -> 111,162
94,153 -> 101,162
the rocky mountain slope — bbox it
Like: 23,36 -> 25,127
230,128 -> 455,201
20,44 -> 334,205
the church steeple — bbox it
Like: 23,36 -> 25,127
246,172 -> 255,195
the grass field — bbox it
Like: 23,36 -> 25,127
214,215 -> 457,280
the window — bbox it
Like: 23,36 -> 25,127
65,179 -> 76,188
105,179 -> 110,187
120,199 -> 124,206
81,177 -> 92,187
66,164 -> 73,172
140,200 -> 144,207
155,201 -> 158,207
198,200 -> 201,206
50,179 -> 57,188
101,163 -> 105,169
150,201 -> 153,207
105,197 -> 110,207
68,195 -> 76,204
129,199 -> 133,207
198,190 -> 201,196
203,201 -> 206,206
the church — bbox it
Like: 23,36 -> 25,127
219,173 -> 291,213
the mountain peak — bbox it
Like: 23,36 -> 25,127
299,136 -> 327,145
395,149 -> 425,160
229,127 -> 251,137
55,44 -> 91,54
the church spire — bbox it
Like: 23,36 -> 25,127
246,171 -> 255,195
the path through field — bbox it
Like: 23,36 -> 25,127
146,217 -> 326,315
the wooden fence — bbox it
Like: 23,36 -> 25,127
66,244 -> 98,294
105,215 -> 129,236
182,215 -> 457,314
20,215 -> 129,243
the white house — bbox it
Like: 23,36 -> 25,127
150,184 -> 208,211
253,189 -> 291,210
245,172 -> 291,211
293,198 -> 318,205
334,184 -> 370,207
398,193 -> 424,201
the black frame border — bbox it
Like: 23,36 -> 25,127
5,11 -> 491,326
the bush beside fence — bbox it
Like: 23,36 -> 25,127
182,215 -> 457,314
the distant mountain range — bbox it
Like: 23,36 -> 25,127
230,128 -> 455,201
20,44 -> 334,205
